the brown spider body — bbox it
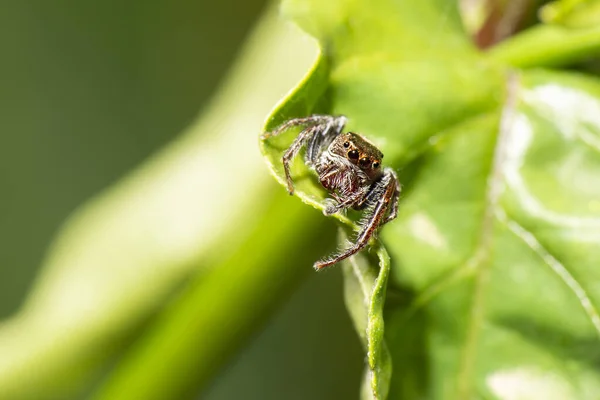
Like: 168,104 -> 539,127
262,115 -> 400,270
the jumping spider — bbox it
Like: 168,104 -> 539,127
262,115 -> 400,270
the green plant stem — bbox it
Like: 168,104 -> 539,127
95,192 -> 335,400
487,24 -> 600,68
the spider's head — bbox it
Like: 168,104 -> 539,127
330,132 -> 384,180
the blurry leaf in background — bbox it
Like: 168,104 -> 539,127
203,267 -> 364,400
540,0 -> 600,28
0,0 -> 267,318
260,0 -> 600,398
0,3 -> 365,400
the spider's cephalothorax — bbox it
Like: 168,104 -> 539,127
261,115 -> 400,270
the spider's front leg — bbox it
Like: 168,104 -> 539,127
314,169 -> 399,270
261,115 -> 346,195
383,169 -> 401,224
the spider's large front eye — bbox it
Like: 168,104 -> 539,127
372,161 -> 380,169
347,149 -> 359,160
359,157 -> 370,167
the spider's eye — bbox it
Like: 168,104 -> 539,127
359,157 -> 371,167
347,149 -> 359,160
372,161 -> 380,169
343,141 -> 350,148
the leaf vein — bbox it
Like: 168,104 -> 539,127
457,71 -> 521,398
501,213 -> 600,338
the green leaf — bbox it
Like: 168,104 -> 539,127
260,0 -> 600,399
385,69 -> 600,399
260,0 -> 504,230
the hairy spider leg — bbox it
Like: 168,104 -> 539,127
280,125 -> 319,194
383,169 -> 401,224
305,116 -> 346,165
314,169 -> 398,270
260,115 -> 345,140
263,115 -> 346,195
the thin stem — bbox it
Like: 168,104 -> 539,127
487,24 -> 600,68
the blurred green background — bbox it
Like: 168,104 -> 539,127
0,1 -> 363,398
5,1 -> 600,399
